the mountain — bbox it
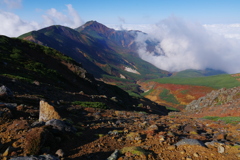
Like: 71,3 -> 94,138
0,35 -> 168,113
19,21 -> 169,83
18,21 -> 235,106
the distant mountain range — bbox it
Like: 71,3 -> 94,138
16,20 -> 238,108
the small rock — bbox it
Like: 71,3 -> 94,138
3,147 -> 10,157
147,124 -> 158,131
55,149 -> 64,157
158,135 -> 165,142
214,133 -> 225,140
183,124 -> 197,133
193,153 -> 199,157
175,139 -> 206,147
0,85 -> 13,99
106,149 -> 118,160
167,132 -> 175,137
167,145 -> 176,150
218,145 -> 225,153
0,107 -> 13,119
236,153 -> 240,157
12,141 -> 21,148
31,121 -> 46,128
126,132 -> 141,141
10,151 -> 17,157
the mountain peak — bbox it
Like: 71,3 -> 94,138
76,20 -> 114,35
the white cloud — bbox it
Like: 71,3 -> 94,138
0,10 -> 40,37
0,4 -> 84,37
43,4 -> 84,28
204,24 -> 240,39
66,4 -> 84,28
134,16 -> 240,74
107,23 -> 152,32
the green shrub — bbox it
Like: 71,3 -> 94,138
159,89 -> 179,104
202,116 -> 240,124
10,52 -> 22,60
166,106 -> 180,112
1,74 -> 33,82
71,101 -> 108,109
120,146 -> 147,156
152,74 -> 240,89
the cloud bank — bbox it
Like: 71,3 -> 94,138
0,4 -> 83,37
204,24 -> 240,40
134,17 -> 240,74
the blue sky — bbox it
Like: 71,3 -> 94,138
0,0 -> 240,36
3,0 -> 240,24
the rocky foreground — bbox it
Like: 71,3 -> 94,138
1,85 -> 240,160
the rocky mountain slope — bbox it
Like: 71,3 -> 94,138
19,21 -> 169,82
183,86 -> 240,117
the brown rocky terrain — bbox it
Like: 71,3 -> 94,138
1,82 -> 240,160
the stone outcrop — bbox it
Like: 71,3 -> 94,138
0,85 -> 13,100
45,119 -> 76,133
39,100 -> 61,122
185,87 -> 240,111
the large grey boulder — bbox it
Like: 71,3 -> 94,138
45,119 -> 76,133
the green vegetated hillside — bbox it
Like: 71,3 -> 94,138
171,68 -> 226,78
152,74 -> 240,89
0,35 -> 168,113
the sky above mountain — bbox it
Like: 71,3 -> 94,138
1,0 -> 240,37
1,0 -> 240,73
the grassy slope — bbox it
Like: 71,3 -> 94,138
151,74 -> 240,89
171,69 -> 226,78
0,35 -> 73,84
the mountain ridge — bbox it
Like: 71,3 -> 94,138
19,21 -> 169,81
